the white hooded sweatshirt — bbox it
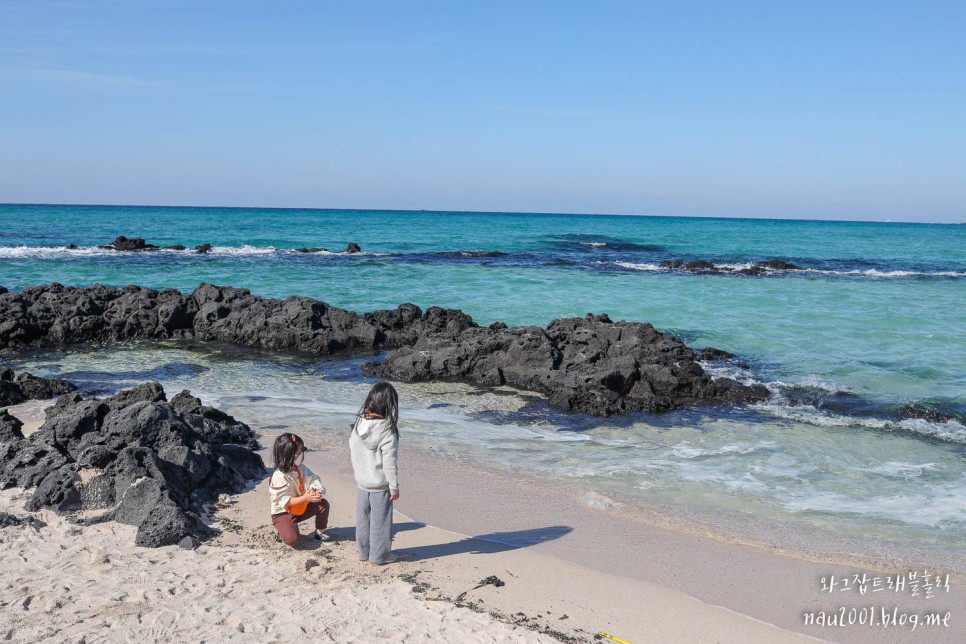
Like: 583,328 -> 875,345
349,417 -> 399,495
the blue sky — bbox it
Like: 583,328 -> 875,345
1,1 -> 963,222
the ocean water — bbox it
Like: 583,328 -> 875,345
2,204 -> 966,559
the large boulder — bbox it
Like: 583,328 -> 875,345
0,382 -> 265,547
0,409 -> 24,442
15,372 -> 75,400
0,369 -> 76,406
367,313 -> 769,416
110,236 -> 156,251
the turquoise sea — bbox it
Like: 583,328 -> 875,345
2,204 -> 965,560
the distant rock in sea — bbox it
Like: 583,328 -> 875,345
96,235 -> 204,252
659,259 -> 803,275
88,236 -> 363,255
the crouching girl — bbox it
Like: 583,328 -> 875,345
270,432 -> 331,546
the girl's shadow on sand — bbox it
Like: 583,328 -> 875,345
327,522 -> 573,560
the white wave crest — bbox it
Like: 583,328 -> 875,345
862,462 -> 940,478
0,244 -> 385,258
671,440 -> 777,459
611,261 -> 663,271
800,268 -> 965,278
605,260 -> 964,279
209,245 -> 279,255
754,402 -> 966,443
0,245 -> 117,258
783,487 -> 966,527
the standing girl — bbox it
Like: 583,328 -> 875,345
269,432 -> 331,547
349,382 -> 400,564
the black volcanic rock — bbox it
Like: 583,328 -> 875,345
0,380 -> 25,406
0,382 -> 264,547
111,236 -> 156,251
294,247 -> 329,253
695,347 -> 737,361
103,237 -> 199,252
757,259 -> 801,270
661,260 -> 721,273
366,313 -> 769,416
662,259 -> 803,276
345,242 -> 362,254
897,403 -> 958,424
0,409 -> 24,442
0,283 -> 768,417
0,511 -> 46,530
0,370 -> 77,406
16,372 -> 75,400
695,347 -> 750,370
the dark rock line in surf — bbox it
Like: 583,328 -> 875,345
64,235 -> 365,255
0,282 -> 769,418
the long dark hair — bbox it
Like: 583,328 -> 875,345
355,381 -> 399,436
272,432 -> 304,473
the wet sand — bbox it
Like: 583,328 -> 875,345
303,427 -> 964,643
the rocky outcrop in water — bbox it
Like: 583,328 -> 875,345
294,243 -> 362,254
897,403 -> 960,424
365,313 -> 769,416
89,236 -> 361,255
0,368 -> 76,406
0,283 -> 463,356
0,382 -> 264,548
660,259 -> 802,275
0,283 -> 767,416
93,236 -> 213,253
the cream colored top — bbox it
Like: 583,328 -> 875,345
268,464 -> 325,515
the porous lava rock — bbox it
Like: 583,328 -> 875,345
0,369 -> 76,406
365,313 -> 769,416
0,382 -> 265,547
0,283 -> 768,417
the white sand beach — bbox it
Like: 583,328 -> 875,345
1,404 -> 962,643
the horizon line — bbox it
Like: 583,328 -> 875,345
0,201 -> 962,226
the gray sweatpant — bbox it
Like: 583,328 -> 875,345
356,489 -> 393,564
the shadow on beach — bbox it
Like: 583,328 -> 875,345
325,523 -> 573,559
353,522 -> 573,560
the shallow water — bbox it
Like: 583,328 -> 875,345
3,204 -> 965,561
10,341 -> 966,561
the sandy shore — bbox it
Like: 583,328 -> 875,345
2,402 -> 962,643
